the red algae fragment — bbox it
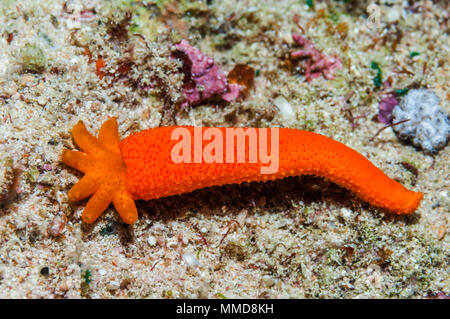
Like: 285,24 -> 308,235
95,58 -> 105,79
7,33 -> 13,44
222,83 -> 240,102
48,215 -> 67,237
378,94 -> 399,124
83,47 -> 93,63
0,156 -> 19,206
227,64 -> 255,95
291,33 -> 342,82
80,9 -> 96,22
173,40 -> 240,107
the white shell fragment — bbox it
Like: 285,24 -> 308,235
392,89 -> 450,153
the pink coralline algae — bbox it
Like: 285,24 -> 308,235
173,40 -> 240,107
291,33 -> 342,82
378,94 -> 399,124
377,80 -> 398,125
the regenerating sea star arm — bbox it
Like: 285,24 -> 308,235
61,117 -> 423,224
61,118 -> 137,223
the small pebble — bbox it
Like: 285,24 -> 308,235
274,96 -> 295,120
437,224 -> 446,240
182,253 -> 200,268
147,236 -> 157,246
120,279 -> 131,289
40,266 -> 49,276
385,6 -> 401,23
167,237 -> 178,248
262,275 -> 275,287
48,215 -> 66,236
107,281 -> 120,290
37,96 -> 47,106
0,156 -> 16,205
340,207 -> 352,219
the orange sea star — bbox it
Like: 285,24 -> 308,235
62,118 -> 423,224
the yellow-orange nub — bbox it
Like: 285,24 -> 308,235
61,118 -> 137,224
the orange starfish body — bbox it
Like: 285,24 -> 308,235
62,118 -> 423,224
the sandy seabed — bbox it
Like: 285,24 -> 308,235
0,0 -> 448,298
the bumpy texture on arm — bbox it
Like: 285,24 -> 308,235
62,118 -> 423,224
122,127 -> 423,215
